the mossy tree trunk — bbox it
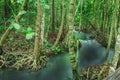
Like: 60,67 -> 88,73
68,0 -> 76,70
41,12 -> 45,49
33,0 -> 42,59
109,0 -> 119,74
68,0 -> 79,79
109,30 -> 120,74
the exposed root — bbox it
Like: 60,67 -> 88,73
0,56 -> 5,68
0,52 -> 48,71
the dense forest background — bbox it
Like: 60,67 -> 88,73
0,0 -> 120,80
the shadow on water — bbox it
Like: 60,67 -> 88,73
0,39 -> 114,80
78,40 -> 114,71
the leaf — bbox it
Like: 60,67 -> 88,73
9,24 -> 14,29
118,27 -> 120,34
44,5 -> 50,9
27,27 -> 33,32
41,0 -> 45,3
18,10 -> 27,16
26,32 -> 35,40
22,29 -> 27,34
0,26 -> 4,31
13,23 -> 21,30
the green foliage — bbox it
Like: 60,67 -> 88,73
44,40 -> 62,53
41,0 -> 50,9
44,40 -> 53,47
13,23 -> 21,30
53,45 -> 61,53
0,26 -> 4,31
22,27 -> 32,34
18,10 -> 27,16
74,12 -> 80,24
9,35 -> 14,41
22,27 -> 35,40
25,32 -> 34,40
10,22 -> 35,40
10,23 -> 21,30
73,31 -> 88,40
118,27 -> 120,34
16,0 -> 24,4
10,0 -> 14,3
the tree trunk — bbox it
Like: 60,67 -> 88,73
106,23 -> 113,60
109,0 -> 119,74
4,0 -> 12,20
41,13 -> 45,49
68,0 -> 79,79
102,0 -> 109,34
52,0 -> 55,32
78,0 -> 83,31
68,0 -> 76,69
51,0 -> 65,49
33,0 -> 42,59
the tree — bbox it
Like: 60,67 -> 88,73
33,0 -> 43,61
67,0 -> 79,79
4,0 -> 12,20
51,0 -> 65,49
52,0 -> 55,31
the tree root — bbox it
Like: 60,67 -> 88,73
0,52 -> 48,71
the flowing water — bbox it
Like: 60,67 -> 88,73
0,40 -> 114,80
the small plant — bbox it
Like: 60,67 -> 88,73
22,27 -> 35,40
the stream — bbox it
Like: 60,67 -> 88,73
0,37 -> 114,80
